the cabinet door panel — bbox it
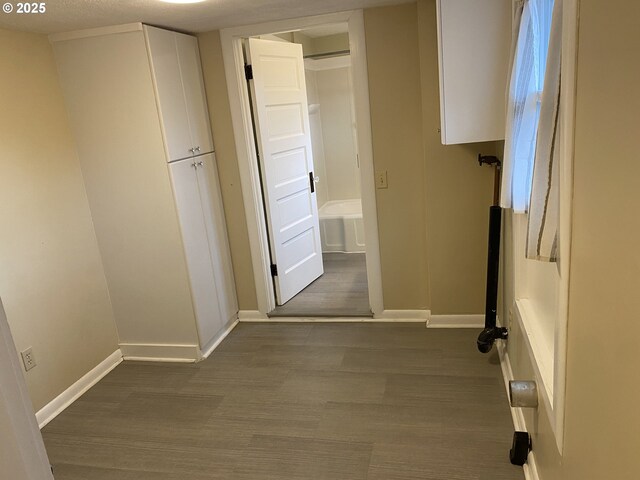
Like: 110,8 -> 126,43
146,26 -> 194,161
196,154 -> 238,324
176,33 -> 215,156
436,0 -> 511,144
170,158 -> 223,347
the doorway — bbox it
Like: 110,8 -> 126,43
247,27 -> 369,317
220,11 -> 384,319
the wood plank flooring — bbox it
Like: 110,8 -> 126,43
42,324 -> 524,480
269,253 -> 371,317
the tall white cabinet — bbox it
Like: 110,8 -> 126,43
51,23 -> 237,360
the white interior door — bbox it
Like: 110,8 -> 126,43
247,37 -> 324,305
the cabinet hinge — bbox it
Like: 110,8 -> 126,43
245,64 -> 253,80
270,264 -> 278,276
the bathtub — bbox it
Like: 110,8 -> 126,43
318,199 -> 366,253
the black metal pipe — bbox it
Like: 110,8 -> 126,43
484,205 -> 501,329
477,205 -> 508,353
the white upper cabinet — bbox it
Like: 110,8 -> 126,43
436,0 -> 511,145
176,33 -> 214,157
145,26 -> 214,161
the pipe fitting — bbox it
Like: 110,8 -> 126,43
509,380 -> 538,408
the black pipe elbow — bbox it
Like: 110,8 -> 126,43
477,326 -> 509,353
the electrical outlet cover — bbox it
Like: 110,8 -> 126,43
21,347 -> 36,372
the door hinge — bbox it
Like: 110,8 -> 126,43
245,64 -> 253,80
270,264 -> 278,276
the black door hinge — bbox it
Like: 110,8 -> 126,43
270,264 -> 278,276
245,64 -> 253,80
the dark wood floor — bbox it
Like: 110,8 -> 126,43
270,253 -> 371,317
42,324 -> 524,480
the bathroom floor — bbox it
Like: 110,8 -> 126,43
270,253 -> 370,317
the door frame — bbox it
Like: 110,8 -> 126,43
220,10 -> 384,316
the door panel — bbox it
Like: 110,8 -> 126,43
247,38 -> 323,305
170,158 -> 222,347
195,153 -> 238,325
145,26 -> 194,162
176,33 -> 215,156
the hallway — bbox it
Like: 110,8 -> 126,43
42,324 -> 522,480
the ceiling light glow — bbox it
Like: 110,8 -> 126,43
159,0 -> 207,4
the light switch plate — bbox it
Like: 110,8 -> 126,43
376,170 -> 388,189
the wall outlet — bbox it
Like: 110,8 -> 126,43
21,347 -> 36,372
376,170 -> 388,189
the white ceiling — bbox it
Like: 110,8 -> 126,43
0,0 -> 412,35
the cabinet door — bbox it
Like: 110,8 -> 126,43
195,154 -> 238,324
145,26 -> 194,162
436,0 -> 511,144
176,33 -> 215,156
170,158 -> 223,348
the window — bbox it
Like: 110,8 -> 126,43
503,0 -> 554,213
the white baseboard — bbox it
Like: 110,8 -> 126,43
373,309 -> 430,321
238,310 -> 269,321
239,310 -> 428,323
199,319 -> 239,360
240,309 -> 429,322
427,314 -> 484,328
497,342 -> 541,480
119,343 -> 199,363
36,349 -> 122,429
242,317 -> 386,322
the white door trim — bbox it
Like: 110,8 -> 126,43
220,10 -> 384,316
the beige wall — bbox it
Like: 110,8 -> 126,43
0,29 -> 119,411
505,1 -> 640,478
364,4 -> 429,309
366,1 -> 496,311
417,0 -> 497,314
305,68 -> 330,207
198,31 -> 258,310
315,66 -> 360,202
308,33 -> 350,56
198,3 -> 496,313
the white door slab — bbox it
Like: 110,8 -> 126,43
247,37 -> 324,305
